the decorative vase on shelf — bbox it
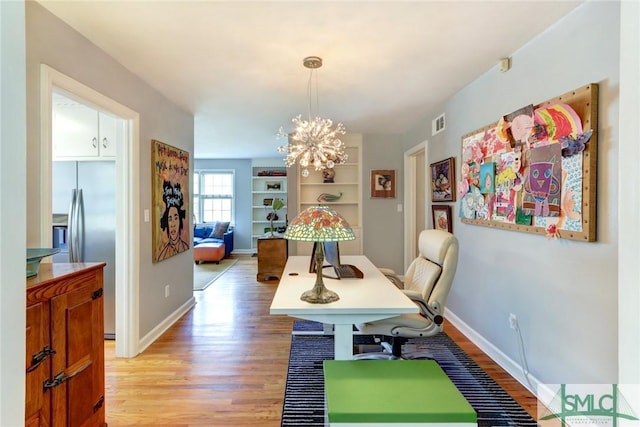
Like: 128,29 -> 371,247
267,197 -> 285,237
322,168 -> 335,183
317,192 -> 343,203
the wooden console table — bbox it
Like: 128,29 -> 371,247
257,237 -> 288,281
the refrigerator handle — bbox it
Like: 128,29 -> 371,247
76,189 -> 85,262
68,189 -> 76,262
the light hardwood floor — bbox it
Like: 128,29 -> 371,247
104,255 -> 537,426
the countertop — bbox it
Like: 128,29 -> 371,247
52,213 -> 68,227
27,262 -> 106,290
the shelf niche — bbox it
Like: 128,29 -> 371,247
294,134 -> 363,255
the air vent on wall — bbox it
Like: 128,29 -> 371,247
432,113 -> 445,136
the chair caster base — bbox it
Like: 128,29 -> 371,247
353,352 -> 403,360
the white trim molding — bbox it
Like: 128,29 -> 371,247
40,64 -> 141,358
138,297 -> 196,353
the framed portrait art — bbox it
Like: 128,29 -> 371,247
151,139 -> 190,263
370,169 -> 396,198
432,205 -> 453,233
430,157 -> 456,202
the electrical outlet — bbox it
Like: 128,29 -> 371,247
164,284 -> 170,298
509,313 -> 518,330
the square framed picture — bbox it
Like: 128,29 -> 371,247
430,157 -> 456,202
432,205 -> 453,233
370,169 -> 396,198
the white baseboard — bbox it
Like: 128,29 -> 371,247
138,296 -> 196,353
445,308 -> 541,395
231,249 -> 255,255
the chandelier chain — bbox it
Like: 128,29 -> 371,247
308,68 -> 320,121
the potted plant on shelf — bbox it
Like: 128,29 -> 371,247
266,197 -> 285,237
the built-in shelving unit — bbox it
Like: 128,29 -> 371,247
251,159 -> 288,251
296,134 -> 363,255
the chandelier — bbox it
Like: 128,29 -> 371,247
277,56 -> 347,177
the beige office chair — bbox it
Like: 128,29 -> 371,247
356,229 -> 459,359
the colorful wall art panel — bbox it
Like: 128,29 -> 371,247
504,104 -> 535,147
522,144 -> 562,217
458,84 -> 598,242
480,162 -> 495,195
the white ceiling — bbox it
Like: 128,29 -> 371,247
37,0 -> 583,159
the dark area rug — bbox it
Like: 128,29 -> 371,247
282,320 -> 538,427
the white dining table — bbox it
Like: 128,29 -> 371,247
270,255 -> 418,360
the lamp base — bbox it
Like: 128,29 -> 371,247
300,286 -> 340,304
300,240 -> 340,304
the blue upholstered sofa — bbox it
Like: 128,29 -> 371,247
193,222 -> 234,258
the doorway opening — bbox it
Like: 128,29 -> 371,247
404,142 -> 427,270
40,65 -> 140,357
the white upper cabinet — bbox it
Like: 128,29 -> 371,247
52,93 -> 121,160
97,112 -> 118,157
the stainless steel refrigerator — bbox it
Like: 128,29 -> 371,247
52,160 -> 116,339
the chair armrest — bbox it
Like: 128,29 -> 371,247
378,268 -> 404,289
222,230 -> 234,255
403,291 -> 444,325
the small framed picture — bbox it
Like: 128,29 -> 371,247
370,169 -> 396,198
432,205 -> 453,233
265,181 -> 282,191
430,157 -> 456,202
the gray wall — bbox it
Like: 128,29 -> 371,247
618,0 -> 640,386
403,1 -> 619,384
193,158 -> 253,251
25,2 -> 195,339
362,133 -> 405,272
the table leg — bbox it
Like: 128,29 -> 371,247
333,324 -> 354,360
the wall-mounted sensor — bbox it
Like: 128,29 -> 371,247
499,57 -> 511,73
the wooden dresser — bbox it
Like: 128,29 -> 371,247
26,262 -> 107,427
257,237 -> 288,281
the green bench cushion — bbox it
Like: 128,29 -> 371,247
323,360 -> 477,424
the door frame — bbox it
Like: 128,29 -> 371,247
40,65 -> 140,358
403,141 -> 427,271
